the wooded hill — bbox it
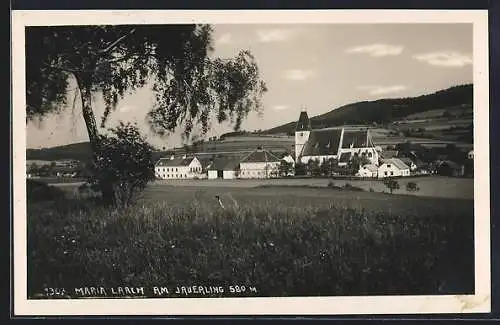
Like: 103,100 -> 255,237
264,84 -> 473,135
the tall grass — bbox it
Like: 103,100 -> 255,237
27,194 -> 474,298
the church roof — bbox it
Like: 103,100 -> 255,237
341,130 -> 369,149
296,111 -> 311,131
301,128 -> 343,156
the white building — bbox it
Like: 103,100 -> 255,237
399,157 -> 417,171
295,108 -> 379,166
155,156 -> 203,179
239,148 -> 281,179
377,158 -> 410,178
207,158 -> 240,180
358,164 -> 379,178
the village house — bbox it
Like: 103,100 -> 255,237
399,157 -> 417,171
239,147 -> 281,179
377,158 -> 411,178
295,108 -> 379,166
207,157 -> 240,180
358,164 -> 379,178
436,160 -> 464,177
155,156 -> 203,180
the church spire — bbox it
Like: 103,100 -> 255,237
296,107 -> 311,131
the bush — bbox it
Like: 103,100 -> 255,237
27,179 -> 66,202
383,178 -> 400,194
406,182 -> 420,192
88,122 -> 156,208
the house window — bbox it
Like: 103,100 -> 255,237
390,171 -> 394,176
384,171 -> 388,176
387,164 -> 391,168
176,168 -> 178,172
184,174 -> 187,178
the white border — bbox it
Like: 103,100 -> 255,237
12,10 -> 491,316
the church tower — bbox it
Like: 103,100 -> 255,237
295,107 -> 311,163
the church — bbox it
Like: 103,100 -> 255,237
294,108 -> 379,166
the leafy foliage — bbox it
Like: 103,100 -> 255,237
406,182 -> 420,192
26,25 -> 267,139
383,179 -> 400,194
278,160 -> 295,177
86,122 -> 156,207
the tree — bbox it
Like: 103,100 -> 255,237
26,25 -> 267,204
306,159 -> 321,177
405,181 -> 420,192
278,160 -> 294,177
383,178 -> 400,194
294,162 -> 307,176
87,122 -> 156,207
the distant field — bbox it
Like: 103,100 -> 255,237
146,176 -> 474,200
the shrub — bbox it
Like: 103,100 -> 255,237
26,179 -> 66,202
383,178 -> 400,194
406,182 -> 420,192
87,122 -> 156,208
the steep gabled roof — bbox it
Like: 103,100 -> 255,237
156,157 -> 196,167
208,157 -> 240,171
341,130 -> 369,149
301,128 -> 342,156
399,157 -> 414,166
382,158 -> 410,170
240,148 -> 281,163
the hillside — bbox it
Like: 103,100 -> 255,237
26,84 -> 473,162
27,142 -> 93,161
264,84 -> 473,135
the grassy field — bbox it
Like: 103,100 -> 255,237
28,181 -> 474,299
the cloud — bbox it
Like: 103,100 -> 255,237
358,85 -> 408,95
413,51 -> 472,67
272,105 -> 289,111
283,69 -> 316,81
346,44 -> 404,57
257,29 -> 294,42
215,33 -> 232,45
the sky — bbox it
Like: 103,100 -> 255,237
26,23 -> 473,149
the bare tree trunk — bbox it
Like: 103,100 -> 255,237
75,74 -> 116,206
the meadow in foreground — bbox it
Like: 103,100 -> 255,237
27,185 -> 474,298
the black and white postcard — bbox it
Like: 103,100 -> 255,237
12,9 -> 491,316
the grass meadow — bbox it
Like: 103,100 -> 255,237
27,182 -> 475,298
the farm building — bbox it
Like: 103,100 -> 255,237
436,160 -> 464,177
239,147 -> 281,179
207,158 -> 240,180
377,158 -> 411,178
399,157 -> 417,171
358,164 -> 378,178
155,156 -> 203,180
295,108 -> 379,166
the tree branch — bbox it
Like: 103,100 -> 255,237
98,28 -> 137,55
